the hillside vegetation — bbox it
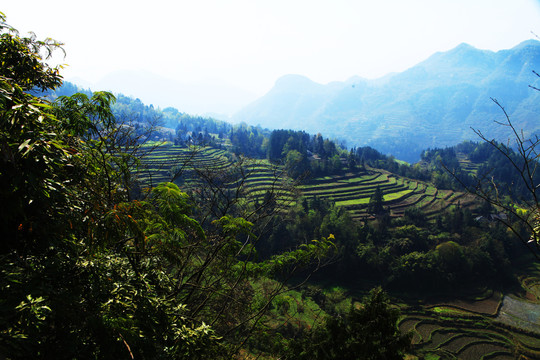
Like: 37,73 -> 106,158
3,11 -> 540,359
42,79 -> 540,359
132,139 -> 480,224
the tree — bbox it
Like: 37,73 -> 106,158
0,12 -> 64,254
367,185 -> 385,215
450,85 -> 540,259
0,13 -> 336,358
285,287 -> 411,360
284,149 -> 310,178
0,15 -> 228,355
347,149 -> 357,170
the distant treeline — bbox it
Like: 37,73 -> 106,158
49,82 -> 539,203
421,141 -> 540,202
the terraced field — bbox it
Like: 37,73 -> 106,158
456,151 -> 482,175
400,307 -> 536,359
135,144 -> 232,186
135,144 -> 481,222
398,265 -> 540,359
135,143 -> 297,206
132,146 -> 539,359
300,168 -> 478,221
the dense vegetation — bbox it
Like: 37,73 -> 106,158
0,13 -> 415,359
3,11 -> 539,360
420,140 -> 538,194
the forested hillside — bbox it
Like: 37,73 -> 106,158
2,12 -> 540,360
46,83 -> 540,358
234,41 -> 540,162
0,14 -> 408,359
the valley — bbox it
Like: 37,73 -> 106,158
3,11 -> 540,358
133,139 -> 540,359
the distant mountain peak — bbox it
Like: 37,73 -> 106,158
413,42 -> 498,78
440,42 -> 488,58
454,42 -> 475,50
274,74 -> 319,90
234,40 -> 540,162
511,38 -> 540,50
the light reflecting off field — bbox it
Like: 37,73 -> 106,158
496,296 -> 540,334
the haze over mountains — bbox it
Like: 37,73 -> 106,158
68,70 -> 258,117
234,40 -> 540,162
67,40 -> 540,163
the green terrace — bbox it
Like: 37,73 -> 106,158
457,151 -> 482,175
136,144 -> 480,223
135,144 -> 233,185
300,168 -> 478,221
135,144 -> 297,206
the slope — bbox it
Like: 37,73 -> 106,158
234,40 -> 540,162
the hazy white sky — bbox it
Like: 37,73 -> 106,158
3,0 -> 540,110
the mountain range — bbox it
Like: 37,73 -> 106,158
233,40 -> 540,162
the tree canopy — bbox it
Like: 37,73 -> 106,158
0,13 -> 336,358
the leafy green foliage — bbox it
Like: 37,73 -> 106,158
367,185 -> 385,215
286,287 -> 411,360
0,42 -> 225,354
0,15 -> 337,358
0,14 -> 73,255
0,13 -> 63,92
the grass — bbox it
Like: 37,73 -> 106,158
335,197 -> 371,206
431,307 -> 468,315
252,279 -> 327,332
384,189 -> 413,201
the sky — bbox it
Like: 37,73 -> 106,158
3,0 -> 540,115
